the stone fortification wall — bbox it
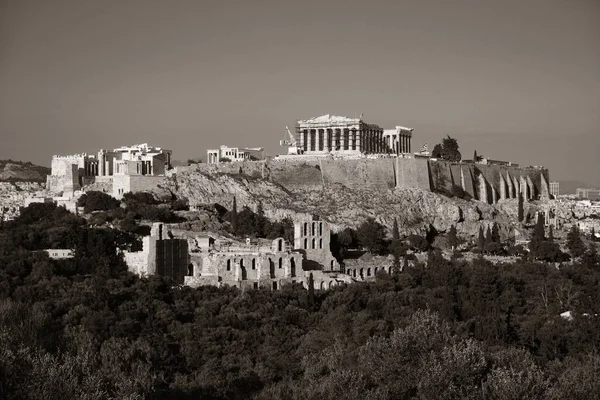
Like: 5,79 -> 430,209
394,157 -> 431,190
46,164 -> 80,194
186,157 -> 427,191
428,160 -> 550,204
112,175 -> 164,199
184,157 -> 548,205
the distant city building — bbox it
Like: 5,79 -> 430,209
550,182 -> 560,197
576,188 -> 600,201
44,249 -> 74,259
206,145 -> 265,164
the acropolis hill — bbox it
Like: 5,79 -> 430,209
3,114 -> 551,242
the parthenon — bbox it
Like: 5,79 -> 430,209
296,115 -> 389,154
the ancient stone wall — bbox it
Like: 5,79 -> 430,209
428,160 -> 550,204
294,221 -> 339,271
184,157 -> 548,205
112,175 -> 164,199
395,157 -> 431,190
46,164 -> 80,194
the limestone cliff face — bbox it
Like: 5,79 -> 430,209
157,168 -> 523,240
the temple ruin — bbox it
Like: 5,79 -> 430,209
46,143 -> 172,199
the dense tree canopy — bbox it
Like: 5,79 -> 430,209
1,203 -> 600,398
432,135 -> 462,162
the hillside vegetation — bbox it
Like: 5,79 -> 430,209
0,202 -> 600,399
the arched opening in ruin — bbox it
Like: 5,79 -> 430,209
278,239 -> 283,252
188,263 -> 194,276
374,267 -> 378,274
329,281 -> 334,289
269,258 -> 275,278
388,266 -> 393,274
359,268 -> 364,278
304,238 -> 308,249
367,268 -> 371,277
320,281 -> 325,290
272,281 -> 277,290
304,222 -> 308,235
241,265 -> 247,280
226,259 -> 231,271
330,260 -> 334,269
312,238 -> 316,249
290,258 -> 296,277
240,259 -> 244,268
312,222 -> 315,236
319,222 -> 323,236
320,238 -> 323,249
353,269 -> 357,278
252,258 -> 256,269
278,257 -> 283,269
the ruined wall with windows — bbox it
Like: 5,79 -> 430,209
293,220 -> 339,272
185,237 -> 304,290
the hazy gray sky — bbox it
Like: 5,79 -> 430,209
1,0 -> 599,184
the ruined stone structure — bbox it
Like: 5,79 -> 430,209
207,145 -> 265,164
124,223 -> 189,284
383,126 -> 413,155
185,237 -> 306,290
124,219 -> 350,290
293,220 -> 339,271
97,143 -> 172,177
47,143 -> 172,199
186,219 -> 348,289
295,114 -> 386,155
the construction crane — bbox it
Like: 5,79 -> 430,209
279,126 -> 303,155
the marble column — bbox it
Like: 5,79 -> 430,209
324,129 -> 330,151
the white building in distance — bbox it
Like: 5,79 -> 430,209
206,145 -> 265,164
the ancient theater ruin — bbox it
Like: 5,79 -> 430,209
124,219 -> 352,290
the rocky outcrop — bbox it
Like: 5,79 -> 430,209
0,182 -> 47,220
157,168 -> 527,240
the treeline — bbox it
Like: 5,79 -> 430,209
1,204 -> 600,398
77,191 -> 186,232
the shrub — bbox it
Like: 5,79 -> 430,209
77,191 -> 120,214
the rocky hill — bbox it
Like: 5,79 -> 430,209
154,167 -> 540,240
0,160 -> 50,183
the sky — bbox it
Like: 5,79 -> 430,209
1,0 -> 599,186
